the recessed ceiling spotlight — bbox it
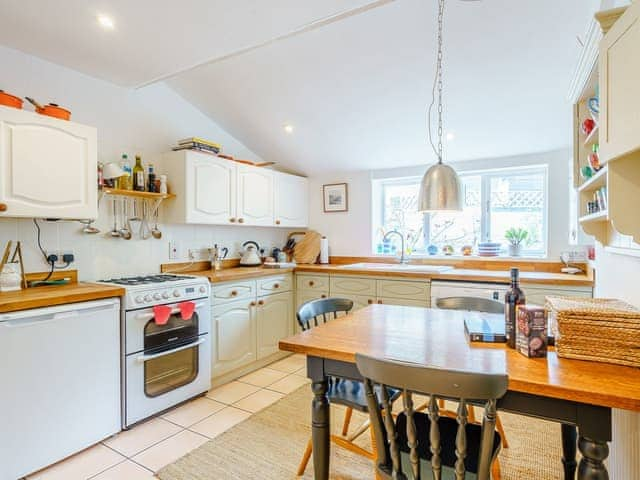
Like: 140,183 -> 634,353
283,124 -> 294,134
97,14 -> 115,30
446,132 -> 455,141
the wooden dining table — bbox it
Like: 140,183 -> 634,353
279,304 -> 640,480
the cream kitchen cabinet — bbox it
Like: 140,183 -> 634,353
330,276 -> 377,297
236,165 -> 274,226
330,275 -> 431,309
256,291 -> 293,359
599,1 -> 640,162
0,106 -> 97,219
377,297 -> 429,307
211,298 -> 256,377
295,274 -> 329,326
524,285 -> 592,306
273,171 -> 308,227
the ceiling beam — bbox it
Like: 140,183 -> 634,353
135,0 -> 396,89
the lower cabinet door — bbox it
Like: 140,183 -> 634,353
334,294 -> 375,311
377,297 -> 430,307
257,291 -> 293,359
212,299 -> 256,377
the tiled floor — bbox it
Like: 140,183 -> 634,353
27,354 -> 308,480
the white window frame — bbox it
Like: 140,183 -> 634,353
372,164 -> 549,258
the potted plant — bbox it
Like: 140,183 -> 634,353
505,227 -> 530,256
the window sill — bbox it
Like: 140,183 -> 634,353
372,253 -> 552,262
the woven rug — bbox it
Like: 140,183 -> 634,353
158,386 -> 565,479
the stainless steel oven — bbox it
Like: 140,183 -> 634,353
122,289 -> 211,427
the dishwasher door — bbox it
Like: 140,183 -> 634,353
0,298 -> 121,480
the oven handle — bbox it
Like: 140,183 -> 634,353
135,302 -> 207,322
136,337 -> 206,362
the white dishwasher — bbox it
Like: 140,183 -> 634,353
0,298 -> 121,480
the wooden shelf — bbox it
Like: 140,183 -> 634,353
579,210 -> 608,223
578,165 -> 607,193
101,188 -> 175,200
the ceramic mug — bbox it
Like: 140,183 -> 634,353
588,97 -> 599,115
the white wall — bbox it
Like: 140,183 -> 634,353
0,45 -> 288,280
308,148 -> 575,260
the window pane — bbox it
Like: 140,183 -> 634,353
489,172 -> 545,254
380,182 -> 425,253
427,175 -> 481,252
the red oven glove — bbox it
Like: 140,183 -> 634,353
178,301 -> 196,321
153,305 -> 172,325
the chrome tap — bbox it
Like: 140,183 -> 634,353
383,230 -> 408,264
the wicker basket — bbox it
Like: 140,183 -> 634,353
545,296 -> 640,367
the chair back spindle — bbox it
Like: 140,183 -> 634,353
296,298 -> 353,331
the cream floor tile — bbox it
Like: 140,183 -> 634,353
237,367 -> 289,387
206,380 -> 261,404
103,418 -> 182,457
266,373 -> 311,394
89,460 -> 153,480
132,430 -> 208,472
161,397 -> 225,427
27,444 -> 125,480
189,406 -> 252,439
233,388 -> 284,413
268,354 -> 307,373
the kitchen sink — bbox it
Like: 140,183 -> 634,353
339,262 -> 454,273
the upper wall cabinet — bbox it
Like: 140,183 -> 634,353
160,150 -> 307,228
0,106 -> 97,219
273,171 -> 308,227
236,165 -> 274,226
599,1 -> 640,163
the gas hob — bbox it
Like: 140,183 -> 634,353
98,273 -> 210,310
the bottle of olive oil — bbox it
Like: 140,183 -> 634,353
119,154 -> 132,190
505,267 -> 525,348
133,155 -> 145,192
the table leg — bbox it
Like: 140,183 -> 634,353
577,436 -> 609,480
561,424 -> 577,479
311,378 -> 330,480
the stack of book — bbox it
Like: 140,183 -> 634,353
172,137 -> 222,155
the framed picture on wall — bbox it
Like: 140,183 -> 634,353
323,183 -> 348,212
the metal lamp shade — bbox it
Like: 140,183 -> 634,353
417,162 -> 463,212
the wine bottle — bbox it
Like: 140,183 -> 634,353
133,155 -> 145,192
505,267 -> 525,348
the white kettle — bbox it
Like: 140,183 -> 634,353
240,241 -> 262,266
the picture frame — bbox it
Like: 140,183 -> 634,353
323,183 -> 348,212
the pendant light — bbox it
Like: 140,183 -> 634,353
418,0 -> 463,212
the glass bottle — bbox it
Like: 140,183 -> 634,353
505,267 -> 526,348
133,155 -> 145,192
119,154 -> 132,190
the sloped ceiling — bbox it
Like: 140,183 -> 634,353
0,0 -> 599,174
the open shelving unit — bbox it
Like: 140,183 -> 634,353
101,188 -> 175,200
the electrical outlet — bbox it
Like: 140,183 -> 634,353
169,241 -> 179,260
188,248 -> 209,260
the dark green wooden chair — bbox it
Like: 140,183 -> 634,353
356,353 -> 508,480
296,298 -> 401,476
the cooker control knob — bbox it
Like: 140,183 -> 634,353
153,293 -> 161,300
144,295 -> 152,302
199,286 -> 206,294
162,292 -> 170,299
135,295 -> 143,304
173,290 -> 181,298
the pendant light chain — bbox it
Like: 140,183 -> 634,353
427,0 -> 446,164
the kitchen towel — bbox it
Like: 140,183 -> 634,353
319,236 -> 329,264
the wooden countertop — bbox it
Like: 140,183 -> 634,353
190,267 -> 295,283
0,282 -> 125,313
280,305 -> 640,411
294,264 -> 593,287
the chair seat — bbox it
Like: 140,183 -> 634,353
396,411 -> 502,474
328,377 -> 400,412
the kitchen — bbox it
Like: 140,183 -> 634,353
0,0 -> 639,479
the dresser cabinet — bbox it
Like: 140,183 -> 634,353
599,1 -> 640,162
159,150 -> 308,227
0,106 -> 97,219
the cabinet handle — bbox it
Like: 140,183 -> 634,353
274,283 -> 280,289
238,218 -> 245,224
377,300 -> 383,304
229,217 -> 236,223
368,299 -> 373,305
275,220 -> 281,225
230,290 -> 238,297
321,294 -> 327,299
250,301 -> 256,307
309,281 -> 315,287
258,299 -> 264,306
0,203 -> 6,212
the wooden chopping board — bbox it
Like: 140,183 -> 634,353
293,230 -> 322,264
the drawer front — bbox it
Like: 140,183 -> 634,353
330,276 -> 377,296
257,274 -> 293,295
337,294 -> 376,312
297,274 -> 329,292
377,297 -> 430,308
212,280 -> 256,303
377,279 -> 430,301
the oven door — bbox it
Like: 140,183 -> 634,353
125,333 -> 211,427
